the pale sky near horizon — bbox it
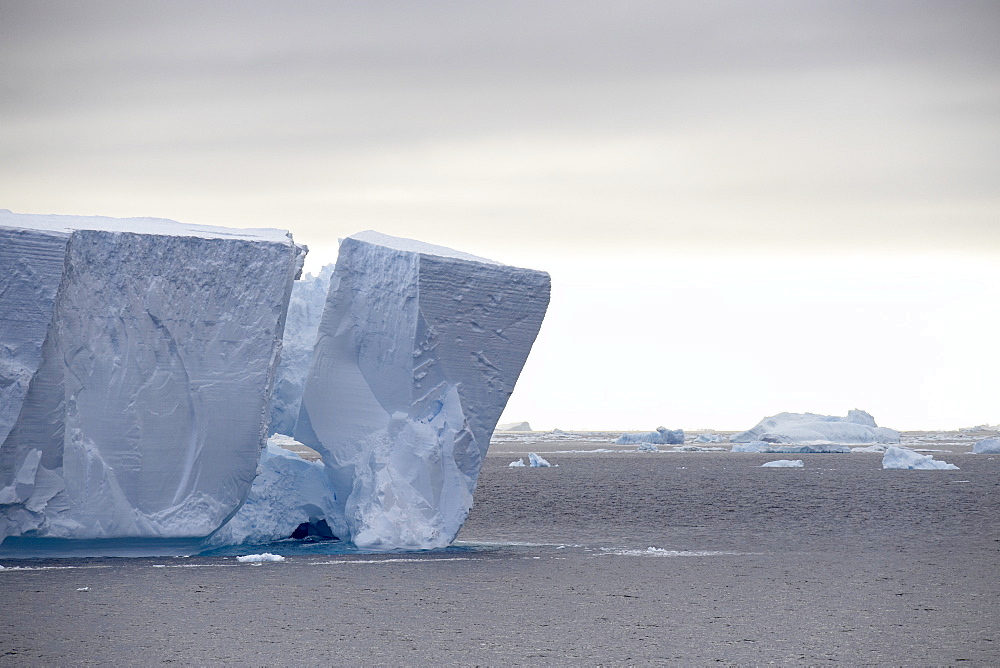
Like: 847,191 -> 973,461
2,1 -> 998,430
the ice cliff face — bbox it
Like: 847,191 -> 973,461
268,265 -> 335,436
0,212 -> 304,545
730,409 -> 900,445
295,231 -> 550,550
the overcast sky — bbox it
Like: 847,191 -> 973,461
2,1 -> 998,430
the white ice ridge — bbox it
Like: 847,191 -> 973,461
882,447 -> 959,470
730,409 -> 899,445
0,211 -> 305,545
295,231 -> 550,550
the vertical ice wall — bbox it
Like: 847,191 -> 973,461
295,231 -> 550,549
0,212 -> 304,545
268,264 -> 335,436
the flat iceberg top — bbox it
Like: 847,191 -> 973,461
348,230 -> 501,266
0,210 -> 294,244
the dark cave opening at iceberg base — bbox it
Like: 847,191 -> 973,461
289,518 -> 338,541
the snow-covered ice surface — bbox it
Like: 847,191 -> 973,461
882,447 -> 959,470
761,459 -> 804,468
295,231 -> 549,550
268,265 -> 334,436
730,409 -> 899,445
508,459 -> 526,467
973,438 -> 1000,454
615,427 -> 684,445
0,212 -> 304,550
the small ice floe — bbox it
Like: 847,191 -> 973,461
882,447 -> 959,470
761,459 -> 804,468
606,547 -> 745,557
694,433 -> 723,443
236,553 -> 286,563
636,442 -> 658,453
508,458 -> 526,467
528,452 -> 554,467
973,437 -> 1000,454
76,587 -> 90,592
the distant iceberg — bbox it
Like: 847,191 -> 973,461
496,421 -> 533,432
730,409 -> 899,445
732,441 -> 850,454
615,427 -> 684,446
882,447 -> 959,470
973,438 -> 1000,454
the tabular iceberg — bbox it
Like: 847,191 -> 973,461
730,409 -> 899,445
295,231 -> 549,550
0,211 -> 304,551
615,427 -> 684,446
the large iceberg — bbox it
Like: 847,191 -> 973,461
295,231 -> 549,550
0,211 -> 304,551
268,264 -> 335,436
730,409 -> 899,445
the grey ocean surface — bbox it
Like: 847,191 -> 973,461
2,431 -> 998,665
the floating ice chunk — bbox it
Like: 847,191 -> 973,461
508,459 -> 526,467
694,433 -> 723,443
973,438 -> 1000,454
0,211 -> 304,547
76,587 -> 90,592
236,553 -> 285,562
295,231 -> 549,550
208,439 -> 345,547
882,447 -> 959,470
731,409 -> 899,445
636,442 -> 659,452
761,459 -> 804,468
615,427 -> 684,446
528,452 -> 552,467
269,265 -> 335,436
